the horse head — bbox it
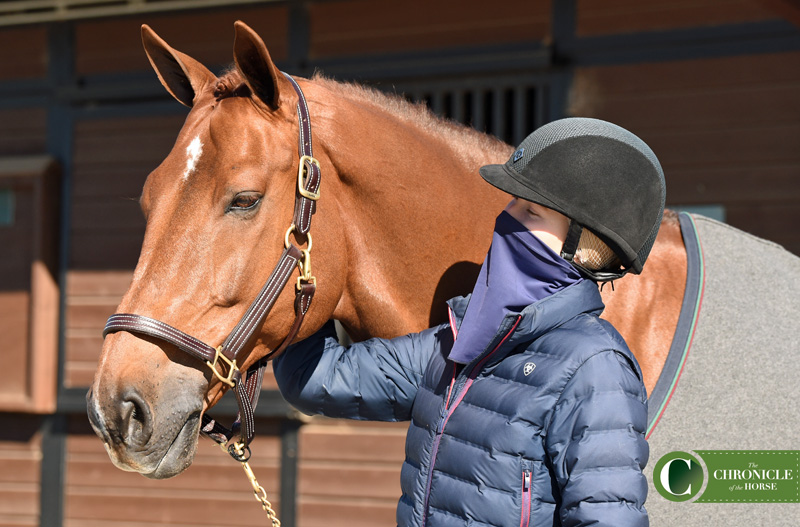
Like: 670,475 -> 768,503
87,22 -> 349,478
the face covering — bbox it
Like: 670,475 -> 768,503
447,210 -> 584,364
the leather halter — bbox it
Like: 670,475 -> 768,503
103,73 -> 320,456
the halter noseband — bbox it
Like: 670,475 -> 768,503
102,73 -> 320,456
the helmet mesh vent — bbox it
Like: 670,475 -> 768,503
574,228 -> 620,271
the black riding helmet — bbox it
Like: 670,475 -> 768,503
480,117 -> 666,281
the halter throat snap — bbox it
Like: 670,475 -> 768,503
102,73 -> 320,451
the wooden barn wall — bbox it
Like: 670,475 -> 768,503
307,0 -> 549,58
0,415 -> 42,527
65,115 -> 182,387
576,0 -> 777,36
296,420 -> 407,527
63,415 -> 282,527
0,1 -> 798,526
74,4 -> 289,76
0,22 -> 49,526
569,51 -> 800,254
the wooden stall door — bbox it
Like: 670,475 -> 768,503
0,157 -> 59,413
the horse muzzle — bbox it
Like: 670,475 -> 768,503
86,366 -> 205,479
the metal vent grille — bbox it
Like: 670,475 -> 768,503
386,74 -> 559,146
0,0 -> 278,26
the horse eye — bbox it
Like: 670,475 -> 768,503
228,193 -> 262,212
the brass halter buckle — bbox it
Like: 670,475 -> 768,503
297,155 -> 321,200
284,226 -> 317,290
206,345 -> 238,388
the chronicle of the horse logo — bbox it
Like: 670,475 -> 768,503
523,362 -> 536,376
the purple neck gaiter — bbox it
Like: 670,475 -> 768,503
447,211 -> 584,364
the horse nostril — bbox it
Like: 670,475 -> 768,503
121,391 -> 153,447
86,387 -> 108,436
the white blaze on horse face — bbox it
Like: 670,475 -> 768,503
183,136 -> 203,180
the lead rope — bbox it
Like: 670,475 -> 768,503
227,442 -> 281,526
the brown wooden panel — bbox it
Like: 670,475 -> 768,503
0,291 -> 30,397
75,5 -> 289,75
576,0 -> 777,36
299,464 -> 401,500
571,53 -> 800,98
299,423 -> 407,462
65,416 -> 282,526
67,270 -> 133,297
0,27 -> 47,80
69,232 -> 146,271
666,165 -> 800,205
298,499 -> 397,527
70,114 -> 185,270
0,109 -> 47,158
0,180 -> 34,287
0,415 -> 41,526
574,82 -> 799,131
64,271 -> 131,387
309,0 -> 549,58
0,158 -> 59,412
295,422 -> 406,525
66,302 -> 117,331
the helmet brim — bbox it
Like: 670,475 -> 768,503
479,163 -> 563,212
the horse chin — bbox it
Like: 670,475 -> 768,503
104,410 -> 202,479
142,411 -> 202,479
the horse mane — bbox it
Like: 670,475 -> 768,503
213,69 -> 513,165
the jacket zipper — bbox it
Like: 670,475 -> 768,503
421,315 -> 521,527
520,469 -> 532,527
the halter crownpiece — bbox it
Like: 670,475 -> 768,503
102,73 -> 319,452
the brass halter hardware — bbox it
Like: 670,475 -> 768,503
205,345 -> 238,388
297,155 -> 321,200
285,225 -> 316,290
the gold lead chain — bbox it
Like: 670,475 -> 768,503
228,443 -> 281,526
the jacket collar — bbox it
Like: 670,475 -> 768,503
446,279 -> 605,354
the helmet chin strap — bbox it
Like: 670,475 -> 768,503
559,219 -> 584,264
560,219 -> 630,283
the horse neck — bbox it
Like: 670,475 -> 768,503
308,81 -> 511,338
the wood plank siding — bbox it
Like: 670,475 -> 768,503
75,5 -> 289,76
296,420 -> 407,527
308,0 -> 549,58
0,27 -> 47,80
64,416 -> 281,526
0,415 -> 41,527
0,109 -> 47,157
576,0 -> 778,36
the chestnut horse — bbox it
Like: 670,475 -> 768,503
88,21 -> 800,526
86,19 -> 683,477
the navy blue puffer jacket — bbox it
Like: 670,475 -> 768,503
274,280 -> 649,526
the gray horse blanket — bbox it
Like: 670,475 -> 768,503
645,214 -> 800,526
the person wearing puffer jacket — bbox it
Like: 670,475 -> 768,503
274,118 -> 664,527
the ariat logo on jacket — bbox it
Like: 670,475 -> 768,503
523,362 -> 536,376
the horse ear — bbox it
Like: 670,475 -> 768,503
233,21 -> 287,110
141,24 -> 216,108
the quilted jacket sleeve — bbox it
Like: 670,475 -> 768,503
273,320 -> 446,422
545,349 -> 650,527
